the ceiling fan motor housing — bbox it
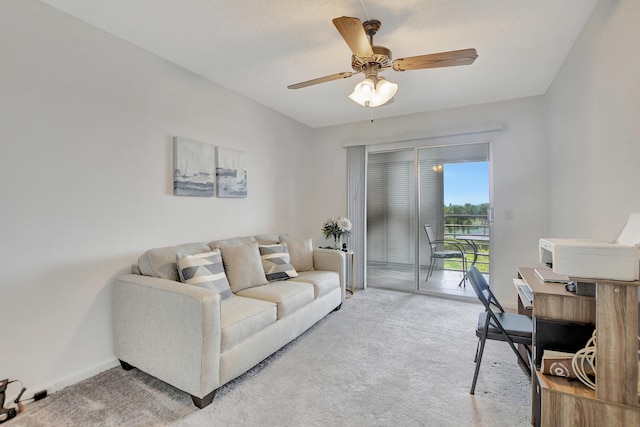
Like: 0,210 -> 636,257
351,45 -> 392,71
351,20 -> 391,72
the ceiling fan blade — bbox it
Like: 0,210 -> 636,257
287,72 -> 354,89
392,48 -> 478,72
332,16 -> 374,58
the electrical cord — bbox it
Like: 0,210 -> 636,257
1,380 -> 24,424
572,329 -> 597,390
0,379 -> 33,424
5,380 -> 27,405
572,331 -> 640,392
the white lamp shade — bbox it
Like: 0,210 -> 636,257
369,77 -> 398,107
349,75 -> 398,108
348,77 -> 376,105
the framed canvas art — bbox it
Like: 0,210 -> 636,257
173,137 -> 215,197
216,146 -> 247,198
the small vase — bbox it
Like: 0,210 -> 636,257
333,236 -> 342,250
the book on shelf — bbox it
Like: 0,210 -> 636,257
540,350 -> 594,379
534,267 -> 571,283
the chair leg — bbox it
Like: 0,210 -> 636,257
473,339 -> 481,363
503,338 -> 532,378
470,336 -> 487,395
426,258 -> 435,281
457,256 -> 467,288
462,257 -> 468,287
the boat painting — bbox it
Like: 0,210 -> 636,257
173,137 -> 215,197
216,146 -> 247,198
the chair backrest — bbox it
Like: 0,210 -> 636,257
423,224 -> 437,250
467,266 -> 504,313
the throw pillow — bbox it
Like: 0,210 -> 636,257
279,236 -> 314,272
176,249 -> 232,299
258,244 -> 299,282
218,242 -> 268,293
138,242 -> 211,281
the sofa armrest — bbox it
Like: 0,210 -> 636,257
113,274 -> 221,399
313,249 -> 346,300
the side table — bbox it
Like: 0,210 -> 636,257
345,250 -> 354,298
319,247 -> 354,297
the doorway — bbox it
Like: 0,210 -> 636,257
366,142 -> 490,297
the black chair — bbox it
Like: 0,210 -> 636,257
467,266 -> 532,395
424,224 -> 467,286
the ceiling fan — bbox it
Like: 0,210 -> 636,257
288,16 -> 478,108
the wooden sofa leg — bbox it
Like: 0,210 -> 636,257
333,303 -> 342,311
191,390 -> 216,409
119,360 -> 134,371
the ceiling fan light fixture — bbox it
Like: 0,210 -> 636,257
349,77 -> 376,105
376,77 -> 397,96
360,77 -> 375,95
349,74 -> 397,108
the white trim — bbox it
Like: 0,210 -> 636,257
29,357 -> 119,397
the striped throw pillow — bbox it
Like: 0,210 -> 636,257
176,249 -> 232,299
258,244 -> 299,282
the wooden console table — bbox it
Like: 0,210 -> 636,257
517,267 -> 640,426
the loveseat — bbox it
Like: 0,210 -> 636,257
113,234 -> 346,408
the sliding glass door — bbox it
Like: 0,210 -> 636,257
417,144 -> 490,294
366,142 -> 490,297
366,150 -> 416,291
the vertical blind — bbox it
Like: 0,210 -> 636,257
347,145 -> 366,289
367,151 -> 415,265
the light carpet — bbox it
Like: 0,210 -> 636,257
13,288 -> 531,426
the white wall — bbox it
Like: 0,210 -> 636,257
0,0 -> 314,393
311,97 -> 549,304
547,0 -> 640,238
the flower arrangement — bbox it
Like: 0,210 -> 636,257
321,216 -> 352,248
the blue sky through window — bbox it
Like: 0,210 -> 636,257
443,162 -> 489,206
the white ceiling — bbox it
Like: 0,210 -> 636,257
39,0 -> 599,128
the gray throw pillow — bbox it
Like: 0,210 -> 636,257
176,249 -> 232,299
259,244 -> 299,282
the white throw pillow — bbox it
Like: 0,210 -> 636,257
280,236 -> 314,272
218,242 -> 268,293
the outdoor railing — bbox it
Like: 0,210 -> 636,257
443,214 -> 490,273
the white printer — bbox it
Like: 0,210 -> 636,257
539,213 -> 640,281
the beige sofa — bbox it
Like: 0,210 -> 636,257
112,234 -> 345,408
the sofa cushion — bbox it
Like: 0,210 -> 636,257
279,236 -> 314,272
208,236 -> 256,249
258,244 -> 298,282
255,234 -> 281,245
138,242 -> 211,281
235,281 -> 314,319
220,295 -> 277,352
218,242 -> 268,293
176,250 -> 232,299
293,270 -> 340,299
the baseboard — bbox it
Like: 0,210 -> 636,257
31,357 -> 120,396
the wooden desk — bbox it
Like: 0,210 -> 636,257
517,267 -> 640,426
517,267 -> 595,324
